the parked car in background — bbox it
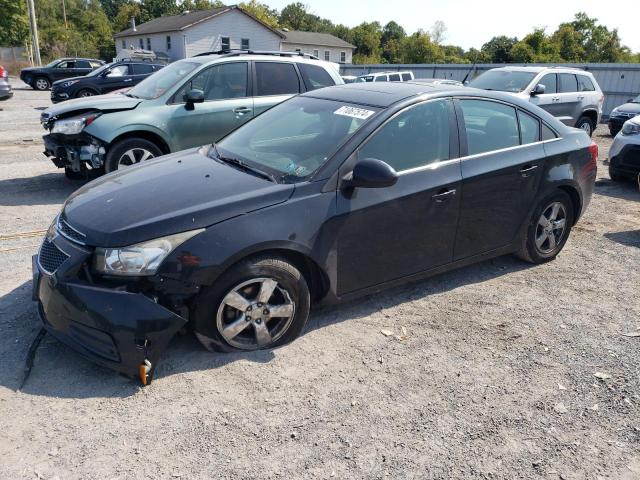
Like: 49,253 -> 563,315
0,65 -> 12,101
469,66 -> 604,136
608,116 -> 640,182
50,61 -> 164,103
341,75 -> 357,84
355,71 -> 415,83
413,78 -> 463,87
608,94 -> 640,136
40,52 -> 343,178
32,82 -> 597,384
20,58 -> 105,91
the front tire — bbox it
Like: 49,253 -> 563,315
193,256 -> 311,353
104,138 -> 162,173
76,89 -> 96,98
608,164 -> 626,182
576,116 -> 594,137
33,76 -> 50,91
516,191 -> 574,264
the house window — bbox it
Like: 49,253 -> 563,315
324,50 -> 330,61
340,51 -> 346,63
313,49 -> 319,58
139,38 -> 144,49
121,40 -> 126,49
221,36 -> 230,51
241,38 -> 249,50
166,36 -> 171,50
146,38 -> 151,50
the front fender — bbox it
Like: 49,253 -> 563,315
85,113 -> 172,149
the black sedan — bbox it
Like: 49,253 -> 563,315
33,82 -> 597,384
608,95 -> 640,136
50,61 -> 164,103
20,58 -> 104,91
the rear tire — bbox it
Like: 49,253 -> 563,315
193,256 -> 310,353
576,116 -> 594,137
33,76 -> 50,91
608,165 -> 626,182
104,138 -> 162,173
516,191 -> 574,264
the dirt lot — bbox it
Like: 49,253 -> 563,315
0,81 -> 639,480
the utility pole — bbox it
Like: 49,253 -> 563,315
26,0 -> 42,66
62,0 -> 68,28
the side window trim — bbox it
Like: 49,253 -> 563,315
354,97 -> 458,174
515,108 -> 541,144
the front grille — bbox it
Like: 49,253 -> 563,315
39,239 -> 69,274
57,217 -> 86,244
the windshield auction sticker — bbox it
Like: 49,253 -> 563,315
334,106 -> 375,119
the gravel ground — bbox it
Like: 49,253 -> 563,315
0,81 -> 639,480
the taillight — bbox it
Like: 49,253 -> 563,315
0,66 -> 6,78
599,94 -> 605,105
585,141 -> 598,174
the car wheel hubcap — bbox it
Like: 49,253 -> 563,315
580,122 -> 591,134
535,201 -> 567,254
216,277 -> 295,350
36,79 -> 48,89
80,91 -> 94,97
117,148 -> 155,168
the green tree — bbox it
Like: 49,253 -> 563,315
464,48 -> 490,64
140,0 -> 179,22
0,0 -> 29,46
113,2 -> 141,34
401,31 -> 443,64
350,22 -> 382,63
239,0 -> 279,28
381,21 -> 405,63
481,35 -> 517,63
550,24 -> 584,62
509,42 -> 535,63
279,2 -> 309,30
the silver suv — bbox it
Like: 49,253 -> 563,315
469,66 -> 603,136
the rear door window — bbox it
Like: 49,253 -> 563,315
577,75 -> 595,92
75,60 -> 91,69
459,99 -> 519,155
298,63 -> 335,91
538,73 -> 557,94
255,62 -> 300,96
132,63 -> 155,75
518,110 -> 540,145
401,73 -> 412,81
389,73 -> 401,82
559,73 -> 578,93
374,75 -> 388,82
542,124 -> 557,140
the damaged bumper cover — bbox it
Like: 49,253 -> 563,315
32,233 -> 188,379
43,133 -> 106,172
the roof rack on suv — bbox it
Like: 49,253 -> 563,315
193,49 -> 319,60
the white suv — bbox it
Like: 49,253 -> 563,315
355,71 -> 415,83
469,66 -> 604,136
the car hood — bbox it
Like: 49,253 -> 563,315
614,103 -> 640,114
21,67 -> 43,74
42,94 -> 142,121
62,147 -> 295,247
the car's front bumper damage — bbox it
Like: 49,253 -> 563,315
32,231 -> 188,382
43,133 -> 106,172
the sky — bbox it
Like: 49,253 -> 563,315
266,0 -> 640,53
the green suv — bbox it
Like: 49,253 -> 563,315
41,52 -> 343,178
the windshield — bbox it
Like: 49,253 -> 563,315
87,63 -> 111,77
216,97 -> 378,182
469,70 -> 537,93
45,60 -> 59,68
127,61 -> 199,99
631,95 -> 640,103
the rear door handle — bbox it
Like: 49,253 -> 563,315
234,106 -> 252,115
520,165 -> 538,177
123,78 -> 133,82
432,188 -> 456,203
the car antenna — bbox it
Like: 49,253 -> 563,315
462,63 -> 476,84
17,327 -> 47,391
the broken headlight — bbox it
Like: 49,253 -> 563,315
94,229 -> 204,276
51,113 -> 101,135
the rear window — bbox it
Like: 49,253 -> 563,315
298,63 -> 335,91
401,73 -> 412,81
577,75 -> 595,92
255,62 -> 300,96
559,73 -> 578,93
518,110 -> 540,144
542,124 -> 557,140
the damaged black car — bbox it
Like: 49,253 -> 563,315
33,83 -> 597,385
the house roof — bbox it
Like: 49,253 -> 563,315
114,5 -> 285,39
280,30 -> 355,50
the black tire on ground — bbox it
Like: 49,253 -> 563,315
515,190 -> 575,264
576,115 -> 594,137
33,76 -> 50,91
64,167 -> 85,180
608,164 -> 626,182
104,137 -> 163,173
76,89 -> 96,98
193,256 -> 311,353
609,128 -> 619,137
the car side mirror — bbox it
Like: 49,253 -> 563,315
185,89 -> 205,111
531,84 -> 545,96
463,80 -> 469,86
342,158 -> 398,189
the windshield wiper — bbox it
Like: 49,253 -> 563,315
211,144 -> 276,182
124,93 -> 139,98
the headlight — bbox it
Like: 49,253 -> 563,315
611,107 -> 620,116
93,229 -> 204,276
622,120 -> 640,136
61,80 -> 79,88
51,113 -> 101,135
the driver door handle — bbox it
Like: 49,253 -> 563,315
233,106 -> 252,115
520,165 -> 538,177
432,188 -> 456,203
123,78 -> 133,82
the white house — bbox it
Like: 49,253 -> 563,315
113,6 -> 355,64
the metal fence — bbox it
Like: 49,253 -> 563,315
0,46 -> 27,62
340,63 -> 640,119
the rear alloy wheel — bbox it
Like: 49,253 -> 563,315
576,116 -> 593,137
34,77 -> 50,91
516,191 -> 574,264
194,256 -> 310,353
105,138 -> 163,173
76,89 -> 96,98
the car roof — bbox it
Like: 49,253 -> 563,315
489,66 -> 588,75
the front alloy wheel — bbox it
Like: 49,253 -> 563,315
118,148 -> 156,168
105,137 -> 163,173
194,256 -> 310,352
